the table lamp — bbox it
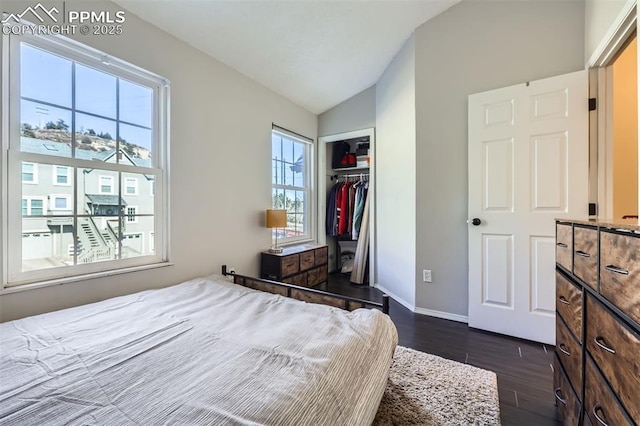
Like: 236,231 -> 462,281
266,209 -> 287,253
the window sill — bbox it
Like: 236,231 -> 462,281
0,262 -> 174,296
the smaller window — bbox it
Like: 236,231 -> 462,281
22,162 -> 37,183
99,176 -> 114,194
54,166 -> 70,185
125,177 -> 138,195
126,206 -> 137,223
22,197 -> 46,215
50,195 -> 70,210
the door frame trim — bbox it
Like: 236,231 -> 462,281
317,128 -> 376,284
590,3 -> 637,218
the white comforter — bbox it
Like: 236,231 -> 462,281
0,275 -> 398,425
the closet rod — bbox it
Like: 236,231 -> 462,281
329,173 -> 369,181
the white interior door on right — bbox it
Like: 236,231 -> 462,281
468,70 -> 589,344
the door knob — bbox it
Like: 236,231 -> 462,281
468,218 -> 481,226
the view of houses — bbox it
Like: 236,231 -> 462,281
20,127 -> 155,271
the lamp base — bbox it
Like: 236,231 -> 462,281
268,246 -> 284,254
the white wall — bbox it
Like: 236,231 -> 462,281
0,0 -> 317,322
585,0 -> 633,64
414,0 -> 585,317
375,35 -> 416,308
318,86 -> 376,137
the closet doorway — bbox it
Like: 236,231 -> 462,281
317,128 -> 375,286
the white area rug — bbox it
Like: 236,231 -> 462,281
373,346 -> 501,425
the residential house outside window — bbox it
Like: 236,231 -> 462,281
271,127 -> 313,244
2,29 -> 169,288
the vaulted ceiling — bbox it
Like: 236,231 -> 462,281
114,0 -> 459,114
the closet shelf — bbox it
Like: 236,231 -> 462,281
332,166 -> 369,172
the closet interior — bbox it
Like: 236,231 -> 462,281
324,135 -> 371,285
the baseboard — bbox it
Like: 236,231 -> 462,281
374,283 -> 415,312
374,283 -> 469,323
413,307 -> 469,324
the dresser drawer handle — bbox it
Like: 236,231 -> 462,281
605,265 -> 629,275
594,336 -> 616,354
558,296 -> 570,305
593,405 -> 609,426
554,387 -> 566,405
556,242 -> 568,248
576,250 -> 591,258
558,343 -> 571,356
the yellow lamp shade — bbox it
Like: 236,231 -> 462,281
265,209 -> 287,228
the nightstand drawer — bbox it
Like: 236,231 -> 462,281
599,231 -> 640,324
574,226 -> 598,289
314,246 -> 328,266
308,265 -> 328,287
557,224 -> 573,272
283,273 -> 306,287
281,254 -> 299,276
300,251 -> 315,271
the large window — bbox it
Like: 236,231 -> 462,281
271,127 -> 313,243
3,31 -> 169,287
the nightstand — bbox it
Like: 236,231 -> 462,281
261,244 -> 328,287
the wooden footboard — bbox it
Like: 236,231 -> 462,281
221,265 -> 389,314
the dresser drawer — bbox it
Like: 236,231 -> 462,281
307,265 -> 328,287
599,231 -> 640,324
557,224 -> 573,272
586,295 -> 640,422
554,356 -> 581,425
556,317 -> 583,392
585,356 -> 633,426
281,254 -> 300,276
556,271 -> 582,342
299,250 -> 315,271
282,273 -> 307,287
574,226 -> 598,290
314,246 -> 328,266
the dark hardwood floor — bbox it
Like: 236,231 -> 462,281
316,274 -> 561,426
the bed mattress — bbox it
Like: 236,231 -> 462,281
0,275 -> 397,425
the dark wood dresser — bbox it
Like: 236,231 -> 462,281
261,244 -> 328,288
555,218 -> 640,425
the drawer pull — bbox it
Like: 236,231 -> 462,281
604,265 -> 629,275
558,296 -> 570,305
556,242 -> 568,248
575,250 -> 591,258
558,343 -> 571,356
593,405 -> 609,426
594,336 -> 616,354
554,387 -> 566,405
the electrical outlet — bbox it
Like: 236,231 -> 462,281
423,269 -> 432,283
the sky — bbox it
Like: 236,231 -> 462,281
20,43 -> 153,153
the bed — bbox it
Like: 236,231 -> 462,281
0,272 -> 398,425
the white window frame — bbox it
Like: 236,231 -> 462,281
271,126 -> 314,245
22,196 -> 46,216
53,165 -> 71,186
21,162 -> 38,184
2,28 -> 170,289
99,175 -> 114,195
124,177 -> 138,195
49,194 -> 71,211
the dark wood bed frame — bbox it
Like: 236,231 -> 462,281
221,265 -> 389,315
